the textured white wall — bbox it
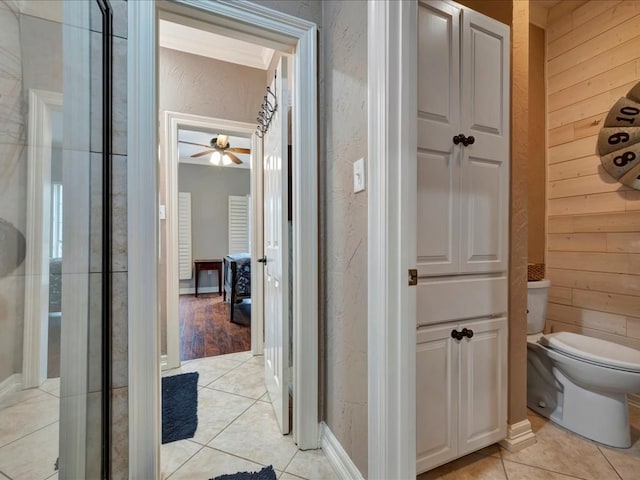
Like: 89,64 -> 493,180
322,0 -> 368,475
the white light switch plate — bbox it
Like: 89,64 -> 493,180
353,157 -> 366,193
159,205 -> 166,220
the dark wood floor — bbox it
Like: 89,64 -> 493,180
179,293 -> 251,361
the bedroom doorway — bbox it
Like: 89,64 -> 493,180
161,111 -> 263,370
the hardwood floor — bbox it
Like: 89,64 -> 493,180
179,293 -> 251,361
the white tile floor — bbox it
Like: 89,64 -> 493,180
161,352 -> 338,480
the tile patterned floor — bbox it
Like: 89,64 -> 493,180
161,352 -> 338,480
419,407 -> 640,480
4,355 -> 640,480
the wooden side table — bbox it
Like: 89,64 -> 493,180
194,259 -> 222,297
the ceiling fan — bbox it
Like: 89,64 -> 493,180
178,134 -> 250,165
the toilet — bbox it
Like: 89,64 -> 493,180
527,279 -> 640,448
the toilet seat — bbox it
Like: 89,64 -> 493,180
540,332 -> 640,373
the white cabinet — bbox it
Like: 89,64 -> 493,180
416,317 -> 508,474
416,0 -> 509,277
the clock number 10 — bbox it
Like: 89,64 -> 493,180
615,106 -> 640,125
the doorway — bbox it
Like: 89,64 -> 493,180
127,1 -> 319,477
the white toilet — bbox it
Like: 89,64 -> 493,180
527,279 -> 640,448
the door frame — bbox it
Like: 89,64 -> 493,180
367,2 -> 417,479
22,88 -> 63,389
163,112 -> 263,370
128,1 -> 319,477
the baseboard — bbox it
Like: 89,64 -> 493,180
0,373 -> 23,401
179,287 -> 220,295
320,422 -> 364,480
499,419 -> 536,453
629,394 -> 640,410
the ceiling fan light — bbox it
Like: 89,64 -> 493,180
210,151 -> 222,165
222,153 -> 232,166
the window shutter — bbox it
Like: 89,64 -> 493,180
228,195 -> 249,253
178,192 -> 192,280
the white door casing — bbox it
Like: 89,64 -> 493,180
163,112 -> 262,370
129,2 -> 319,476
263,59 -> 290,434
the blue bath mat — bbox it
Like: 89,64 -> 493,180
161,372 -> 199,444
211,465 -> 276,480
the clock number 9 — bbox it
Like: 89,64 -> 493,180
608,132 -> 630,145
613,151 -> 636,167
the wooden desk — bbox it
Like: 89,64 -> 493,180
194,259 -> 222,297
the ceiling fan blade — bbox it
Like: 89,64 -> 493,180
226,152 -> 243,164
178,140 -> 211,148
190,149 -> 214,158
227,148 -> 251,154
216,134 -> 229,148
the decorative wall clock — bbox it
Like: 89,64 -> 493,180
596,81 -> 640,190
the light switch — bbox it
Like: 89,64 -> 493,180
353,157 -> 366,193
159,205 -> 166,220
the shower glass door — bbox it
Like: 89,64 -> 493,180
0,1 -> 111,478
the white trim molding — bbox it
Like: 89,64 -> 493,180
128,2 -> 160,479
163,111 -> 260,369
367,1 -> 418,479
0,374 -> 23,402
128,2 -> 319,478
320,422 -> 365,480
22,89 -> 63,389
499,419 -> 537,453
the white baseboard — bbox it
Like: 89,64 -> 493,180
320,422 -> 364,480
499,419 -> 536,452
0,373 -> 23,401
179,287 -> 221,295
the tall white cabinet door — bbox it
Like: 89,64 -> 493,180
458,317 -> 507,456
459,10 -> 510,273
416,324 -> 459,473
417,0 -> 461,276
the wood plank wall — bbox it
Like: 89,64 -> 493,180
545,0 -> 640,349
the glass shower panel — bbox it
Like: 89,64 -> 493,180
0,1 -> 111,478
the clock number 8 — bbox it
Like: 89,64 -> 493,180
608,132 -> 629,145
613,151 -> 636,167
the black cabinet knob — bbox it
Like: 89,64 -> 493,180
453,134 -> 466,145
451,329 -> 464,340
463,135 -> 475,146
461,328 -> 474,338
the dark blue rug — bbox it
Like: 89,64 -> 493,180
211,465 -> 276,480
161,372 -> 199,444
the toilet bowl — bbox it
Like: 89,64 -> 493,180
526,280 -> 640,448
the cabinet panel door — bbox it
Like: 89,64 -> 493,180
459,9 -> 509,273
416,324 -> 458,474
417,0 -> 460,276
458,317 -> 507,456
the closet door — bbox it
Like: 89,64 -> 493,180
458,10 -> 510,274
416,0 -> 461,276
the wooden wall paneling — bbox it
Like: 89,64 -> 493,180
548,36 -> 640,95
548,136 -> 598,164
547,0 -> 628,59
548,192 -> 628,216
567,211 -> 640,232
546,251 -> 638,274
548,174 -> 627,199
548,286 -> 573,305
546,302 -> 628,335
626,317 -> 640,340
572,288 -> 640,318
548,114 -> 604,147
625,190 -> 640,208
547,233 -> 607,252
548,155 -> 601,181
548,59 -> 640,113
547,268 -> 640,297
546,0 -> 587,31
547,14 -> 640,77
607,232 -> 640,253
548,81 -> 638,129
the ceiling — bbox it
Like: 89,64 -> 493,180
159,19 -> 275,70
178,129 -> 251,170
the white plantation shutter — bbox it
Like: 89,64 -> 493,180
229,195 -> 249,253
178,192 -> 192,280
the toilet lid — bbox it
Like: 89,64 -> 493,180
540,332 -> 640,372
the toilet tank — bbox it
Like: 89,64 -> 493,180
527,279 -> 551,335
